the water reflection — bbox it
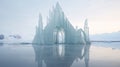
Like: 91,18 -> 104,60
0,42 -> 4,46
32,44 -> 91,67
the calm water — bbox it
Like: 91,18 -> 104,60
0,43 -> 120,67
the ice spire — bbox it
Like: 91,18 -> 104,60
53,2 -> 63,16
55,2 -> 62,11
48,2 -> 65,27
84,19 -> 88,27
84,19 -> 90,43
32,13 -> 44,44
38,13 -> 43,30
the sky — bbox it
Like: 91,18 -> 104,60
0,0 -> 120,39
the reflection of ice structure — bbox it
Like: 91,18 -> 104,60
57,44 -> 65,57
33,2 -> 90,44
32,43 -> 91,67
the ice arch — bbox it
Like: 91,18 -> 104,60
53,27 -> 65,44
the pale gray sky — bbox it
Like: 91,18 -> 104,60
0,0 -> 120,39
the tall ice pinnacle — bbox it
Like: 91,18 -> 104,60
48,2 -> 65,27
84,19 -> 90,43
33,13 -> 44,44
38,13 -> 43,30
55,2 -> 62,10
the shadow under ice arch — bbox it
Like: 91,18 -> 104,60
33,2 -> 90,44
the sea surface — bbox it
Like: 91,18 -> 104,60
0,42 -> 120,67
